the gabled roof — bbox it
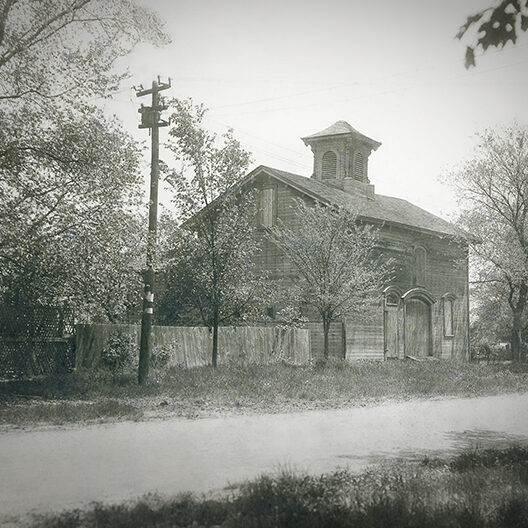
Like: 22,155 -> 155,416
246,165 -> 467,240
301,120 -> 381,150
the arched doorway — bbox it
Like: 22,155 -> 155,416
402,288 -> 435,358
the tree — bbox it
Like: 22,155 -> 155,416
457,0 -> 528,68
470,278 -> 527,359
161,99 -> 269,367
0,105 -> 145,321
269,199 -> 388,362
0,1 -> 168,322
0,0 -> 168,104
454,125 -> 528,361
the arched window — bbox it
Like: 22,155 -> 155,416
413,246 -> 427,286
386,292 -> 399,306
353,152 -> 364,179
321,151 -> 337,179
442,293 -> 456,337
383,286 -> 402,307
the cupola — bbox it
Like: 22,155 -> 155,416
301,121 -> 381,198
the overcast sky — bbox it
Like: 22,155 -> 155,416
108,0 -> 528,220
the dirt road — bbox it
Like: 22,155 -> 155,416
2,393 -> 528,520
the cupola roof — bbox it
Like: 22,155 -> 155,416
301,120 -> 381,150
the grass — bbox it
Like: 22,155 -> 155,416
30,446 -> 528,527
0,399 -> 142,427
1,360 -> 528,428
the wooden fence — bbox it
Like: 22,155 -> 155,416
75,324 -> 311,369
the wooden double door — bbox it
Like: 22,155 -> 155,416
384,298 -> 432,358
404,298 -> 432,357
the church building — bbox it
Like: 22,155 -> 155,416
242,121 -> 470,361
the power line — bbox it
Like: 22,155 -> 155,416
208,117 -> 306,157
213,56 -> 528,118
210,83 -> 348,110
205,42 -> 528,113
205,117 -> 309,171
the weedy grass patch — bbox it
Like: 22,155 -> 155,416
0,398 -> 142,427
30,446 -> 528,527
1,360 -> 528,427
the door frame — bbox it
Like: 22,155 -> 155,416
383,286 -> 403,359
401,287 -> 435,358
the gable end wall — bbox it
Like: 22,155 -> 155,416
249,173 -> 469,361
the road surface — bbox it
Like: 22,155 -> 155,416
1,393 -> 528,520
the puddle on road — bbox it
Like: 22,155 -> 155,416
335,428 -> 528,467
444,428 -> 528,451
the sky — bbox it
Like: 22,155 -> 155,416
106,0 -> 528,221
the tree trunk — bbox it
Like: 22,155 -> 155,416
511,310 -> 522,362
509,281 -> 527,362
212,308 -> 219,368
323,317 -> 330,362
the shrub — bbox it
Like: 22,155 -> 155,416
150,344 -> 173,370
100,329 -> 137,376
31,447 -> 528,528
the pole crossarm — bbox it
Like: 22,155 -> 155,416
136,77 -> 171,130
135,77 -> 171,97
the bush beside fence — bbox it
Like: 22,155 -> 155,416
75,324 -> 311,370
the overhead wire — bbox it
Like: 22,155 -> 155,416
91,40 -> 528,175
205,117 -> 309,171
207,41 -> 528,114
213,55 -> 528,118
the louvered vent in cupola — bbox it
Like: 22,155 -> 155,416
321,151 -> 337,179
354,152 -> 364,178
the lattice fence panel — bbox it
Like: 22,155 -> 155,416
0,305 -> 75,379
0,305 -> 74,338
0,340 -> 75,378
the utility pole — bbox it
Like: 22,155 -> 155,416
135,76 -> 170,385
